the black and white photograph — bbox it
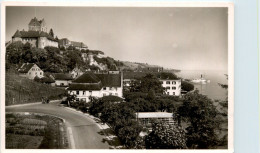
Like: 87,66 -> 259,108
2,2 -> 234,152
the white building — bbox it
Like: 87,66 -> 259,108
161,79 -> 181,96
50,73 -> 73,87
18,63 -> 44,80
67,71 -> 123,102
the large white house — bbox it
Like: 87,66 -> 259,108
18,63 -> 44,80
67,71 -> 123,102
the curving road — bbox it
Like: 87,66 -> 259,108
6,101 -> 110,149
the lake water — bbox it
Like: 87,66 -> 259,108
175,70 -> 228,101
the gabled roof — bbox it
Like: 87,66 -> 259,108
12,30 -> 57,42
28,17 -> 41,26
67,83 -> 102,91
95,73 -> 121,87
72,72 -> 100,83
18,63 -> 37,73
52,73 -> 73,80
13,30 -> 22,38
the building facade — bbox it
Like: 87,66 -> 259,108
12,17 -> 58,49
67,71 -> 123,102
59,38 -> 88,50
18,63 -> 44,80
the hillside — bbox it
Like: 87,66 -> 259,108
5,72 -> 66,106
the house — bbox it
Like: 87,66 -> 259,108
158,73 -> 181,96
12,17 -> 58,49
18,63 -> 44,80
136,112 -> 174,129
123,72 -> 181,96
50,73 -> 73,87
67,71 -> 123,102
70,67 -> 85,79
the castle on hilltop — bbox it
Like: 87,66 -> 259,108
12,17 -> 59,49
11,17 -> 88,50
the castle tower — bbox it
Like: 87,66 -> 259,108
28,17 -> 47,32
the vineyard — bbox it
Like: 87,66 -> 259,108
6,112 -> 68,149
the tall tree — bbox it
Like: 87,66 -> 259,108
178,90 -> 222,149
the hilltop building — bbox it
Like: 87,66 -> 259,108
59,38 -> 88,50
12,17 -> 58,49
67,71 -> 123,102
18,63 -> 44,80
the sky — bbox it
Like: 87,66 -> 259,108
6,6 -> 228,71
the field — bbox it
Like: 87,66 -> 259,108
5,72 -> 66,106
6,112 -> 68,149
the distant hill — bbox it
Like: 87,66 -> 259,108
118,61 -> 181,72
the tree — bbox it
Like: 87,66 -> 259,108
181,81 -> 194,92
145,121 -> 187,149
178,90 -> 222,149
139,74 -> 165,94
49,28 -> 54,38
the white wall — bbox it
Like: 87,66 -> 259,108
101,87 -> 123,97
161,80 -> 181,96
26,65 -> 44,80
55,80 -> 71,87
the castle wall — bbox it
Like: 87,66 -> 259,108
38,37 -> 58,49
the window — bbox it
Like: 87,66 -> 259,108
89,91 -> 92,95
109,87 -> 112,90
61,83 -> 64,86
29,72 -> 31,75
83,91 -> 85,95
40,72 -> 42,75
166,81 -> 170,84
172,87 -> 176,90
76,91 -> 79,95
103,93 -> 107,96
166,87 -> 170,90
109,93 -> 112,95
103,87 -> 106,90
167,92 -> 169,95
172,81 -> 176,84
173,92 -> 175,95
32,68 -> 34,71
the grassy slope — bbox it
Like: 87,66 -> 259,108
5,72 -> 66,106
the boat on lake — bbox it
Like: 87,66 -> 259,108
191,74 -> 210,84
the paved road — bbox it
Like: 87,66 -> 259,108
6,101 -> 110,149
